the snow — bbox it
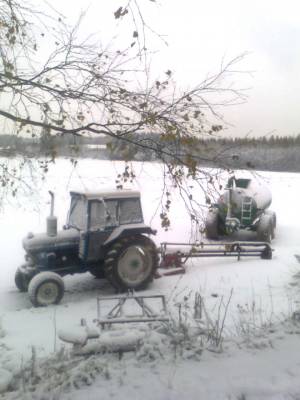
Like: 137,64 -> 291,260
58,324 -> 99,346
58,327 -> 89,346
73,328 -> 147,355
1,158 -> 300,399
85,144 -> 106,150
0,369 -> 13,393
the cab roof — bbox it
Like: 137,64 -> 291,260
70,189 -> 141,200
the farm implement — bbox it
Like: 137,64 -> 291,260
58,291 -> 170,355
14,188 -> 274,307
157,240 -> 273,277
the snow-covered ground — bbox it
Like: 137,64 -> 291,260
1,158 -> 300,399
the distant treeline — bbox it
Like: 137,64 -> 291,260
195,135 -> 300,172
0,133 -> 109,159
200,134 -> 300,148
108,133 -> 300,172
0,133 -> 300,172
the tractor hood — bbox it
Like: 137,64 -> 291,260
23,228 -> 80,253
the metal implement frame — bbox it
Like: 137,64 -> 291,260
160,241 -> 273,267
95,292 -> 169,329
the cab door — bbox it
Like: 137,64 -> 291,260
79,199 -> 119,262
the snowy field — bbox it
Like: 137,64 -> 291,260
1,158 -> 300,399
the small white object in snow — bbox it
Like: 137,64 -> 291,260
0,368 -> 13,393
73,328 -> 146,355
58,325 -> 100,345
85,326 -> 100,339
58,327 -> 89,346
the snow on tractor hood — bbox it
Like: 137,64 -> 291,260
23,228 -> 80,253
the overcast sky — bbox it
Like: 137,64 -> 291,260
48,0 -> 300,138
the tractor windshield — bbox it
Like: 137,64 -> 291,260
89,197 -> 143,230
90,200 -> 118,229
68,196 -> 87,230
119,198 -> 143,224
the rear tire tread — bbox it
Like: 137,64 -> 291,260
104,235 -> 158,292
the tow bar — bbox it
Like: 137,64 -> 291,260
157,241 -> 273,277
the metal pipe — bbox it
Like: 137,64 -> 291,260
47,190 -> 57,236
49,190 -> 54,216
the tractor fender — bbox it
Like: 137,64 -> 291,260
103,224 -> 156,247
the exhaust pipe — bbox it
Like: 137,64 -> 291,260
47,191 -> 57,237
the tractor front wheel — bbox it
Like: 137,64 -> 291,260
28,272 -> 64,307
104,235 -> 158,292
15,267 -> 29,292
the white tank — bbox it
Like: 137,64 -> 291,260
219,177 -> 272,217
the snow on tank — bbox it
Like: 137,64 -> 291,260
220,177 -> 272,212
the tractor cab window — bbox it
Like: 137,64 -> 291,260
68,196 -> 87,230
90,200 -> 118,229
119,198 -> 143,224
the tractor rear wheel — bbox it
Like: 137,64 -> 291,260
28,272 -> 64,307
104,235 -> 158,292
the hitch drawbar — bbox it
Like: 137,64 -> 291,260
156,241 -> 273,278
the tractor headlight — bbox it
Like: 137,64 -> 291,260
25,254 -> 35,266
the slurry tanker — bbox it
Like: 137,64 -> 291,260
205,176 -> 276,242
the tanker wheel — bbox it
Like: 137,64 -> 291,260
15,267 -> 29,292
28,272 -> 64,307
265,211 -> 276,239
104,235 -> 158,292
270,223 -> 275,240
205,210 -> 222,240
257,214 -> 273,243
271,212 -> 277,239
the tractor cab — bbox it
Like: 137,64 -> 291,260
67,190 -> 144,232
66,190 -> 146,262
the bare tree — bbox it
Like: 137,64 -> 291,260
0,0 -> 248,228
